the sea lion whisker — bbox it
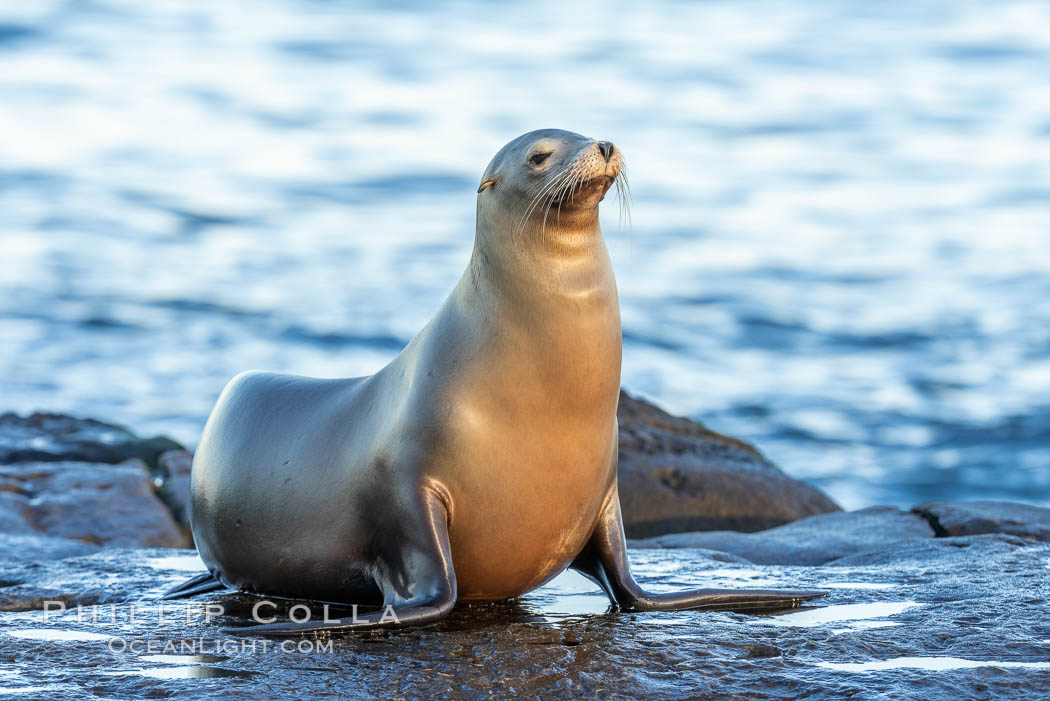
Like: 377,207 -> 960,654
569,162 -> 586,202
555,160 -> 588,229
621,163 -> 634,205
519,173 -> 561,227
556,160 -> 582,201
619,174 -> 631,229
615,177 -> 625,230
529,163 -> 581,238
518,167 -> 577,235
533,162 -> 583,239
553,161 -> 585,228
617,162 -> 632,229
543,163 -> 580,238
520,167 -> 571,221
519,179 -> 563,237
541,176 -> 566,240
557,166 -> 584,233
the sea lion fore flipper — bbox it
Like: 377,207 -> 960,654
223,488 -> 456,635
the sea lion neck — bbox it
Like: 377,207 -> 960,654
458,211 -> 621,415
468,211 -> 615,318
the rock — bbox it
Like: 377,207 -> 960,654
0,461 -> 188,550
0,533 -> 99,565
0,548 -> 186,611
616,390 -> 840,537
827,532 -> 1033,567
0,491 -> 35,533
629,506 -> 934,565
0,412 -> 182,468
155,449 -> 193,537
913,501 -> 1050,542
0,537 -> 1047,698
0,413 -> 190,553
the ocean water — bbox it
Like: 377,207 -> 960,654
1,0 -> 1048,510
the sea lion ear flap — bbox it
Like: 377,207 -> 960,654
477,176 -> 498,193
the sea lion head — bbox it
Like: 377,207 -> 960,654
476,129 -> 625,237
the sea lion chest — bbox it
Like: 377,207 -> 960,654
436,412 -> 615,600
425,347 -> 620,601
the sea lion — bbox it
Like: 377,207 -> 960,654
166,129 -> 825,634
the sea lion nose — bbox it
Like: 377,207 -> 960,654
597,141 -> 614,161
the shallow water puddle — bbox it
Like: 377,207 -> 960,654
5,628 -> 113,641
828,620 -> 903,635
626,557 -> 683,576
109,667 -> 257,680
701,568 -> 781,587
101,652 -> 253,681
139,654 -> 227,665
703,568 -> 770,580
762,601 -> 921,629
539,593 -> 610,617
818,656 -> 1050,672
531,570 -> 614,618
641,614 -> 698,627
147,555 -> 207,572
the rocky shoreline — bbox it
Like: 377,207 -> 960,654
1,396 -> 1048,698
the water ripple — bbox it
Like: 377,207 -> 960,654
0,0 -> 1047,511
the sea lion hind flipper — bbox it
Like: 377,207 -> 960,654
222,489 -> 457,636
161,572 -> 227,600
572,485 -> 827,614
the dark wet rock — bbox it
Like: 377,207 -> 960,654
617,391 -> 841,537
0,461 -> 188,550
0,412 -> 182,468
0,491 -> 35,533
156,449 -> 193,538
913,501 -> 1050,542
0,533 -> 99,565
827,532 -> 1033,567
0,548 -> 172,611
0,413 -> 191,552
676,548 -> 751,564
0,538 -> 1047,699
629,506 -> 935,565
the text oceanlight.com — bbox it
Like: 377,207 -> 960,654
108,637 -> 335,654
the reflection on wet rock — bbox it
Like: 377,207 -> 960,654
0,539 -> 1046,698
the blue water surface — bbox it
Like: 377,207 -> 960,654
1,1 -> 1049,509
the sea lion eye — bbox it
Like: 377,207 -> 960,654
529,151 -> 552,166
